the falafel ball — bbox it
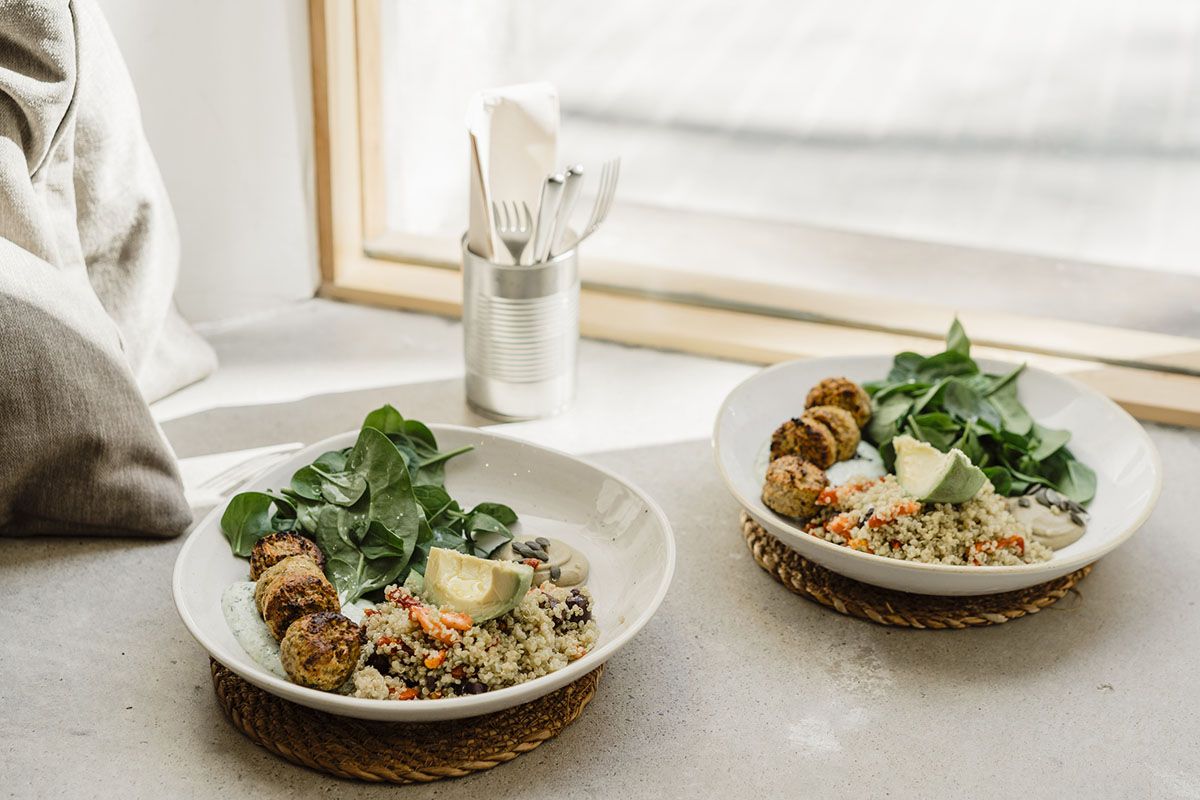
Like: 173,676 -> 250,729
762,456 -> 828,519
279,611 -> 362,691
254,554 -> 340,640
803,405 -> 860,462
770,415 -> 839,468
250,531 -> 326,581
805,377 -> 872,427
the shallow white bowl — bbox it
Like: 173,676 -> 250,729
174,424 -> 674,721
713,356 -> 1161,596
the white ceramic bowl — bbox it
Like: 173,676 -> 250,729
713,356 -> 1161,596
174,424 -> 674,721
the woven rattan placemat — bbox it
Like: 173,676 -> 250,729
210,660 -> 602,783
740,512 -> 1092,629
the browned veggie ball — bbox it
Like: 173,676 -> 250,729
770,415 -> 838,468
803,405 -> 860,462
762,456 -> 828,519
805,377 -> 872,427
280,612 -> 362,691
254,555 -> 340,640
250,531 -> 326,581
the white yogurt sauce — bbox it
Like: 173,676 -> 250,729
220,582 -> 286,678
222,581 -> 370,678
825,441 -> 887,486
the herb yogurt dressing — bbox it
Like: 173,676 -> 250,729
221,582 -> 371,681
221,582 -> 285,678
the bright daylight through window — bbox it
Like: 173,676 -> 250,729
369,0 -> 1200,338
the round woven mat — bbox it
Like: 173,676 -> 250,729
740,512 -> 1092,629
211,659 -> 602,783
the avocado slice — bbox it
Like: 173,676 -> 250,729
422,547 -> 533,622
893,434 -> 987,504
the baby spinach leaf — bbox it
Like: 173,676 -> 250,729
312,448 -> 350,473
291,465 -> 367,506
905,415 -> 960,452
220,491 -> 276,556
471,502 -> 519,527
867,394 -> 913,446
886,352 -> 927,383
1029,424 -> 1071,461
942,379 -> 1001,428
986,380 -> 1033,436
360,519 -> 417,564
916,350 -> 978,381
413,485 -> 455,518
1059,460 -> 1097,505
952,425 -> 986,466
345,427 -> 422,539
985,363 -> 1025,396
361,404 -> 406,437
945,317 -> 970,358
864,320 -> 1095,505
982,467 -> 1013,495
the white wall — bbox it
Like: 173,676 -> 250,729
97,0 -> 319,324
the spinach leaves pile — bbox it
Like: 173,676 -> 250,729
220,405 -> 517,602
864,321 -> 1096,506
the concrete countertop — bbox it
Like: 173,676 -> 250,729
2,302 -> 1196,799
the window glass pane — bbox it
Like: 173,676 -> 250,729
377,0 -> 1200,337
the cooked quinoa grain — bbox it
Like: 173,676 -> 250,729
805,474 -> 1051,565
351,583 -> 598,700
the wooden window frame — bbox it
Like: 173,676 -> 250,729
308,0 -> 1200,426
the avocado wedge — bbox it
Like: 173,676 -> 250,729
893,434 -> 987,504
422,547 -> 533,622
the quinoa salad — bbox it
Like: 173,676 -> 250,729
351,583 -> 598,700
803,475 -> 1052,566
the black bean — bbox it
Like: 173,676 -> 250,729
425,673 -> 440,690
464,682 -> 488,695
565,593 -> 591,623
1018,497 -> 1031,508
367,653 -> 391,673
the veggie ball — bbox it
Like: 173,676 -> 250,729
770,415 -> 839,469
803,405 -> 860,462
805,377 -> 872,427
250,531 -> 326,581
280,611 -> 362,691
762,456 -> 828,519
254,555 -> 340,640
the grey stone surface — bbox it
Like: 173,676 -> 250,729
1,420 -> 1196,799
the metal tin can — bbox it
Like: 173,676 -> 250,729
462,236 -> 579,421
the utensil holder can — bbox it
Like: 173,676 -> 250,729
462,236 -> 579,421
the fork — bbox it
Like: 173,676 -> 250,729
491,200 -> 533,265
565,158 -> 620,252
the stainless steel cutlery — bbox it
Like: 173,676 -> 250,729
492,157 -> 619,266
492,200 -> 533,265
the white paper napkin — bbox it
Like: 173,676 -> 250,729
467,82 -> 559,263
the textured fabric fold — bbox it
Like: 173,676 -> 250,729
0,0 -> 213,537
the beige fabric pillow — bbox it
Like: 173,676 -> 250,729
0,0 -> 210,536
